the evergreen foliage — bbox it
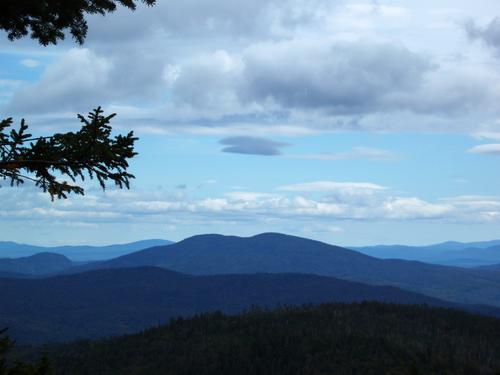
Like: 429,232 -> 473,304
1,0 -> 151,197
0,108 -> 137,199
33,302 -> 500,375
0,330 -> 52,375
1,0 -> 155,45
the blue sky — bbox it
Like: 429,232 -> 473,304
1,0 -> 500,246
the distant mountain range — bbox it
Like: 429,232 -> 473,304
411,239 -> 500,251
0,253 -> 72,276
2,266 -> 497,344
0,239 -> 173,261
3,234 -> 500,306
3,237 -> 500,266
59,233 -> 500,308
3,232 -> 500,345
352,240 -> 500,267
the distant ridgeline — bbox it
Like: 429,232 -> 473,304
2,233 -> 500,345
352,239 -> 500,267
4,266 -> 489,344
0,239 -> 173,262
57,233 -> 500,308
19,302 -> 500,375
3,233 -> 500,373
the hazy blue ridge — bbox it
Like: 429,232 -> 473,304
1,266 -> 498,344
62,233 -> 500,308
352,241 -> 500,267
0,239 -> 173,261
0,253 -> 72,276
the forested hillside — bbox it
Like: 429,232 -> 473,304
40,302 -> 500,375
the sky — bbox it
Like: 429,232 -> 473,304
1,0 -> 500,247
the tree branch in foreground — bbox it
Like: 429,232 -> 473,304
0,107 -> 138,200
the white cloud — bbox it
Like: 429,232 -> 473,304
303,224 -> 341,234
225,192 -> 278,201
170,49 -> 244,112
325,225 -> 344,233
381,197 -> 453,220
7,47 -> 168,115
1,183 -> 500,232
344,4 -> 408,17
5,2 -> 500,135
468,143 -> 500,154
441,196 -> 500,222
472,131 -> 500,141
20,58 -> 40,68
277,181 -> 386,193
8,49 -> 113,114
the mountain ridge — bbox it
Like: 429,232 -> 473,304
352,241 -> 500,266
0,239 -> 173,261
0,252 -> 72,276
1,265 -> 498,344
64,232 -> 500,307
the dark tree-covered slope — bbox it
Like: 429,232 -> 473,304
0,266 -> 485,344
40,303 -> 500,375
70,233 -> 500,307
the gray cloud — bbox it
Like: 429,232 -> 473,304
84,0 -> 339,43
219,136 -> 290,155
4,1 -> 500,135
239,41 -> 431,113
7,48 -> 166,115
166,39 -> 500,130
465,17 -> 500,55
168,40 -> 433,116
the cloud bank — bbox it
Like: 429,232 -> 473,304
2,181 -> 499,227
3,1 -> 500,136
465,17 -> 500,55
